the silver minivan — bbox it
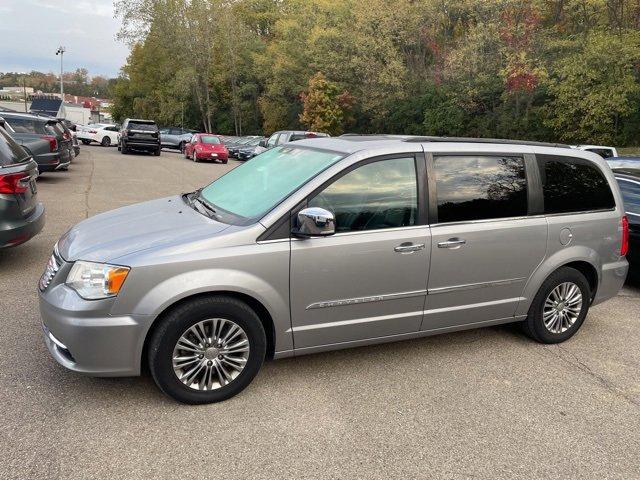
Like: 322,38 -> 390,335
38,136 -> 630,403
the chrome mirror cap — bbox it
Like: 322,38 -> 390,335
293,207 -> 336,237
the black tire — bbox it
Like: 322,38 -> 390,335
101,136 -> 111,147
522,267 -> 591,344
147,296 -> 266,404
179,141 -> 185,154
121,142 -> 128,154
81,139 -> 91,145
154,148 -> 161,156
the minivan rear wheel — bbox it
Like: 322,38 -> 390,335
522,267 -> 591,344
147,296 -> 266,404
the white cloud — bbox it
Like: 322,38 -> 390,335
0,0 -> 129,77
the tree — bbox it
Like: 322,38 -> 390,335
299,72 -> 354,134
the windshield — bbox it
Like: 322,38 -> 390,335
200,146 -> 343,221
201,136 -> 221,144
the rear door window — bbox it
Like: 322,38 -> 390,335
434,155 -> 528,223
537,155 -> 615,214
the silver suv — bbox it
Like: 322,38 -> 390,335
38,136 -> 630,403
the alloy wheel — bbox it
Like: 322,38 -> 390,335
543,282 -> 583,334
172,318 -> 250,391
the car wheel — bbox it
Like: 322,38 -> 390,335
81,139 -> 91,145
154,148 -> 161,156
147,296 -> 266,404
101,136 -> 111,147
179,142 -> 185,154
522,267 -> 591,344
223,159 -> 228,164
121,142 -> 128,154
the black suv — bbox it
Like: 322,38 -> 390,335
119,118 -> 161,156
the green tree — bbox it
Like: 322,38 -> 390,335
299,72 -> 354,134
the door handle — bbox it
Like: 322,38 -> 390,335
437,238 -> 466,249
394,243 -> 425,253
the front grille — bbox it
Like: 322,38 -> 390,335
39,247 -> 61,291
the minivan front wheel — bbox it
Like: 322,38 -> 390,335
522,267 -> 591,344
147,296 -> 266,404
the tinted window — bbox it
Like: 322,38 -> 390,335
616,177 -> 640,216
0,127 -> 29,165
308,157 -> 417,232
200,136 -> 220,144
538,155 -> 615,213
128,122 -> 157,131
434,156 -> 527,223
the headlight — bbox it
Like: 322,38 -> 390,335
66,261 -> 130,300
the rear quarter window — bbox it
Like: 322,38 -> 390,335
0,127 -> 29,166
537,154 -> 615,214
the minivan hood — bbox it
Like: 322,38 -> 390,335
58,195 -> 230,262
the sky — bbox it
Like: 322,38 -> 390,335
0,0 -> 129,78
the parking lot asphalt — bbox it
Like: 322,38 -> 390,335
0,145 -> 639,479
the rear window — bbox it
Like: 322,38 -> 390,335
200,136 -> 221,144
128,122 -> 157,132
434,155 -> 528,223
0,127 -> 29,166
538,155 -> 615,214
616,177 -> 640,216
4,117 -> 48,135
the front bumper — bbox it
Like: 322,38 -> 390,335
0,202 -> 45,248
39,283 -> 154,376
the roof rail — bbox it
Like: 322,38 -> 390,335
403,136 -> 571,148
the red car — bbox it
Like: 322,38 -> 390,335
184,134 -> 229,163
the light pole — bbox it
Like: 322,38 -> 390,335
18,72 -> 28,112
55,46 -> 65,99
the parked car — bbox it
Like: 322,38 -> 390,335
612,169 -> 640,279
118,119 -> 161,155
38,136 -> 629,404
0,121 -> 45,248
0,112 -> 72,172
236,137 -> 266,161
573,144 -> 618,158
78,124 -> 119,147
183,134 -> 228,163
227,136 -> 262,158
257,130 -> 330,155
54,119 -> 77,161
159,127 -> 197,152
607,156 -> 640,173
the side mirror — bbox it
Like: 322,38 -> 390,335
259,139 -> 267,148
293,207 -> 336,237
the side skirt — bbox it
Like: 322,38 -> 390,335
273,315 -> 526,359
